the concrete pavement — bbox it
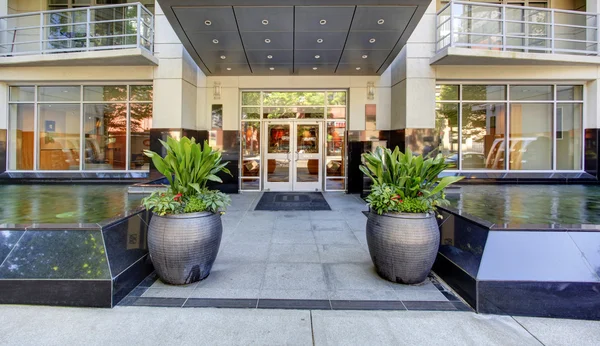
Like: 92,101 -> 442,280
0,305 -> 599,346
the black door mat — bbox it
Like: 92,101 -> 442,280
254,192 -> 331,211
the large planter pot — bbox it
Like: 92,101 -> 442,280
148,211 -> 222,285
366,211 -> 439,284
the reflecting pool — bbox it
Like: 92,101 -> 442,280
0,185 -> 143,224
447,184 -> 600,225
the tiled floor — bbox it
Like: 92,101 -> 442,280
120,193 -> 469,311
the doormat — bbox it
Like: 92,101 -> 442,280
254,192 -> 331,211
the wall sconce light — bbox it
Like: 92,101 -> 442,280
367,82 -> 375,100
213,81 -> 221,100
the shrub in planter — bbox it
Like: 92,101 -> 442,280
142,137 -> 231,285
360,146 -> 464,284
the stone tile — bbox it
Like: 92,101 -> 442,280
189,288 -> 260,299
228,229 -> 273,244
263,263 -> 327,291
324,263 -> 394,291
317,244 -> 371,263
273,219 -> 312,232
259,289 -> 329,300
513,316 -> 600,346
196,262 -> 266,290
394,290 -> 449,302
314,231 -> 360,245
141,288 -> 193,299
309,211 -> 346,221
235,219 -> 275,232
389,279 -> 439,291
311,220 -> 351,232
271,230 -> 316,244
276,211 -> 312,220
217,242 -> 270,263
311,310 -> 400,345
353,231 -> 369,249
328,289 -> 400,301
149,279 -> 198,290
345,218 -> 367,232
268,244 -> 320,263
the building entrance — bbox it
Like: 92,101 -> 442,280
263,121 -> 322,191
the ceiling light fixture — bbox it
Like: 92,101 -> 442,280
220,55 -> 226,60
317,38 -> 323,44
369,38 -> 376,43
212,39 -> 219,44
204,20 -> 212,26
319,19 -> 327,25
262,19 -> 269,25
362,55 -> 368,59
226,67 -> 232,71
377,19 -> 385,25
356,67 -> 361,70
314,55 -> 320,59
267,55 -> 273,59
313,67 -> 318,70
264,38 -> 271,43
269,67 -> 275,71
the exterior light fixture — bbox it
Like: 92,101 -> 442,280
369,38 -> 376,43
220,55 -> 226,60
314,55 -> 320,59
213,81 -> 221,100
317,38 -> 323,43
267,55 -> 273,59
377,19 -> 385,25
212,39 -> 219,44
262,19 -> 269,25
356,67 -> 361,70
264,38 -> 271,43
362,55 -> 368,59
269,67 -> 275,70
319,19 -> 327,25
367,81 -> 375,100
204,20 -> 212,26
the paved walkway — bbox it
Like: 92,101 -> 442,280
1,305 -> 599,345
126,192 -> 464,310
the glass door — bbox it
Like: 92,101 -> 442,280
294,122 -> 322,191
264,122 -> 292,191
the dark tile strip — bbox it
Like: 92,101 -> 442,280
131,297 -> 186,307
330,300 -> 406,311
117,296 -> 139,306
452,301 -> 474,312
128,286 -> 150,297
257,299 -> 331,310
184,298 -> 258,309
440,291 -> 460,302
403,301 -> 458,311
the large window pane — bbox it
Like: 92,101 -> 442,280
557,85 -> 583,101
84,86 -> 127,102
263,91 -> 325,106
462,103 -> 506,169
327,91 -> 347,105
130,103 -> 152,170
263,107 -> 324,119
326,121 -> 345,179
462,85 -> 506,101
9,86 -> 35,102
8,104 -> 34,170
242,107 -> 260,119
241,92 -> 261,106
38,86 -> 81,102
83,104 -> 127,170
327,107 -> 346,119
509,103 -> 552,170
130,85 -> 153,101
38,104 -> 81,170
436,85 -> 459,101
435,103 -> 459,168
556,103 -> 582,170
510,85 -> 553,101
241,121 -> 260,177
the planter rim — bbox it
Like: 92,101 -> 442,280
150,211 -> 217,219
369,211 -> 434,219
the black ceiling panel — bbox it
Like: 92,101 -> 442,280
240,32 -> 294,50
234,6 -> 294,32
251,64 -> 294,75
246,50 -> 293,65
294,6 -> 355,32
339,49 -> 390,66
294,50 -> 342,64
174,7 -> 236,32
344,31 -> 402,50
295,64 -> 337,75
350,6 -> 416,31
336,63 -> 378,75
189,32 -> 244,51
209,63 -> 253,75
294,31 -> 347,51
199,50 -> 248,65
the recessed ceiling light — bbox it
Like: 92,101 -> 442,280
267,55 -> 273,59
314,55 -> 320,59
362,55 -> 368,59
262,19 -> 269,25
319,19 -> 327,25
212,39 -> 219,44
220,55 -> 226,60
356,67 -> 361,70
264,38 -> 271,44
317,38 -> 324,44
377,19 -> 385,25
204,20 -> 212,26
369,38 -> 376,43
313,67 -> 318,70
269,67 -> 275,71
226,67 -> 232,71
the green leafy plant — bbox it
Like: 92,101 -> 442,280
360,146 -> 464,215
142,190 -> 183,216
143,137 -> 231,198
196,189 -> 231,214
183,195 -> 207,213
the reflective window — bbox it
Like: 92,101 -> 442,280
509,103 -> 553,170
38,104 -> 81,170
8,104 -> 35,170
84,104 -> 127,170
509,85 -> 553,101
38,86 -> 81,102
435,103 -> 459,169
84,85 -> 127,102
556,103 -> 583,170
462,103 -> 506,169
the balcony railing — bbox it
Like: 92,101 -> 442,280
436,1 -> 600,56
0,3 -> 153,57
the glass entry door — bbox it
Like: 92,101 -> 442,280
264,121 -> 322,191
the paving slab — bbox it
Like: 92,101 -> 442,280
513,316 -> 600,346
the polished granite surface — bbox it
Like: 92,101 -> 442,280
447,184 -> 600,226
0,184 -> 143,224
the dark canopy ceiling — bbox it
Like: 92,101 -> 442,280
157,0 -> 431,76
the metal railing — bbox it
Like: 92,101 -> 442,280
0,3 -> 154,57
436,1 -> 599,56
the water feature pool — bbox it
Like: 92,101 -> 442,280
447,184 -> 600,226
0,184 -> 144,224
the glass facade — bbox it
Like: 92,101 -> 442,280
436,84 -> 583,171
7,84 -> 153,171
240,90 -> 347,191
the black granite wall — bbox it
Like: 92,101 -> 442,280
0,129 -> 6,175
585,128 -> 599,180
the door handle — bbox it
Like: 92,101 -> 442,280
286,152 -> 291,162
295,151 -> 299,162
